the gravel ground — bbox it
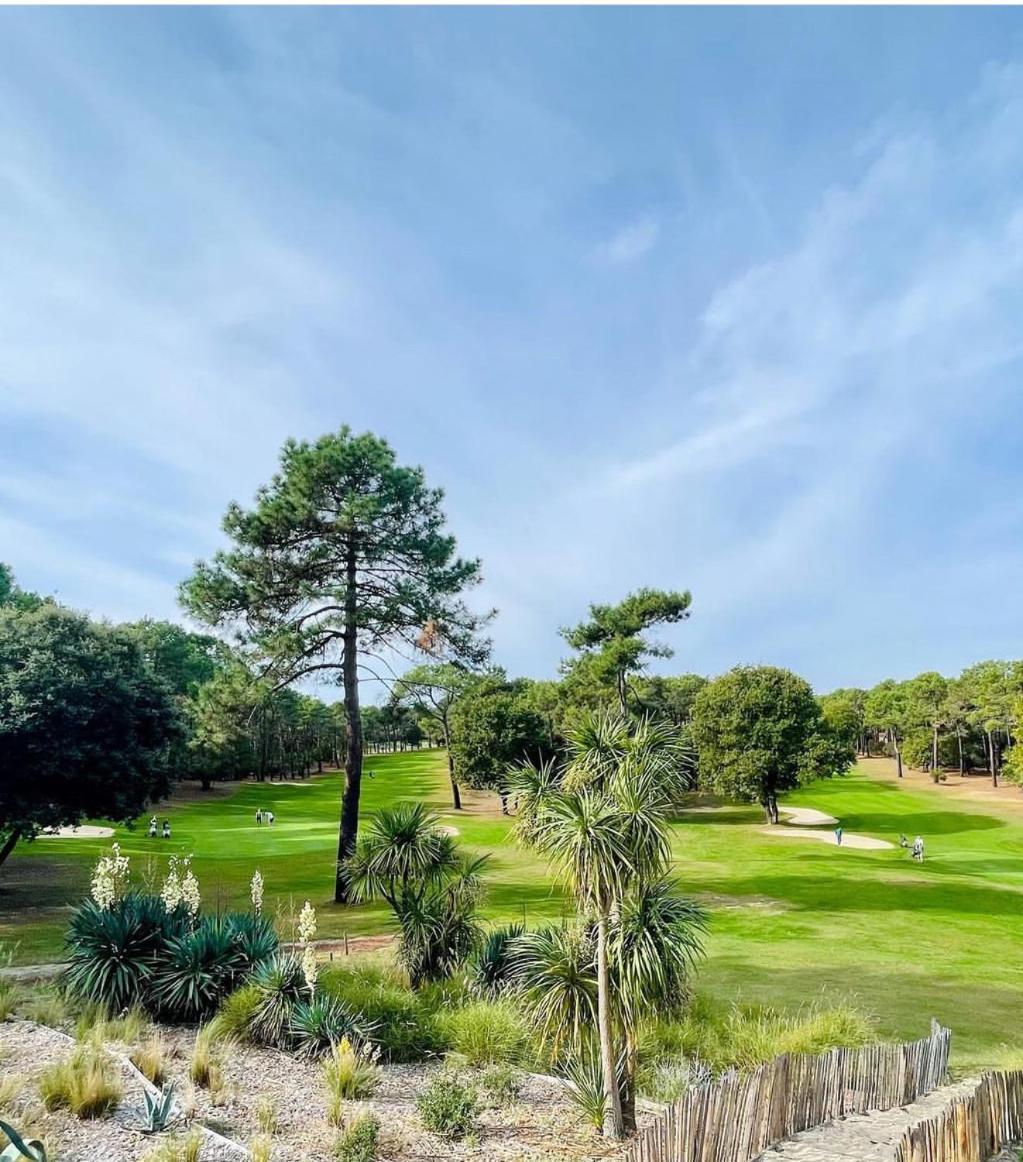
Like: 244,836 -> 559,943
0,1018 -> 241,1160
160,1026 -> 649,1161
1,1016 -> 647,1161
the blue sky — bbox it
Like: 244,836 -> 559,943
3,7 -> 1023,694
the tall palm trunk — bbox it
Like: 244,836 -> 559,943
595,913 -> 623,1140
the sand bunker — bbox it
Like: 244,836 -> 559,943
38,825 -> 114,839
779,806 -> 838,827
762,825 -> 892,850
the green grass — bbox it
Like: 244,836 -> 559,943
3,749 -> 1022,1074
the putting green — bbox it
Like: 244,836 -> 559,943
2,750 -> 1021,1074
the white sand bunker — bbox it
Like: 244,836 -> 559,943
762,823 -> 892,850
780,806 -> 838,827
38,825 -> 114,839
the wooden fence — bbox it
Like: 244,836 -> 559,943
624,1023 -> 951,1162
894,1070 -> 1023,1162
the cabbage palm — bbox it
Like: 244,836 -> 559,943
514,707 -> 700,1140
343,802 -> 489,986
510,924 -> 597,1061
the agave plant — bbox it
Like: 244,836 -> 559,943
289,994 -> 375,1060
0,1121 -> 45,1162
219,912 -> 279,970
467,923 -> 524,998
139,1083 -> 177,1134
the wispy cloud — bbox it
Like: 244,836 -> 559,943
594,216 -> 660,265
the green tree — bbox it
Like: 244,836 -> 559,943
0,563 -> 44,612
864,679 -> 909,778
960,660 -> 1016,786
905,672 -> 949,774
560,589 -> 692,715
448,678 -> 552,813
691,666 -> 853,823
0,602 -> 181,870
180,428 -> 489,902
393,662 -> 480,809
510,711 -> 702,1139
818,688 -> 867,755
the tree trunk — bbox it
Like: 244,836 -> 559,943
595,913 -> 624,1140
0,827 -> 21,870
335,542 -> 363,905
956,729 -> 965,776
621,1029 -> 638,1133
616,669 -> 628,717
443,725 -> 461,810
894,735 -> 903,779
987,730 -> 998,788
932,725 -> 939,777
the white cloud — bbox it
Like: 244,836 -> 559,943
594,216 -> 660,265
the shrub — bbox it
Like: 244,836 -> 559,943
39,1044 -> 122,1119
248,954 -> 306,1047
152,924 -> 247,1024
139,1083 -> 177,1134
130,1036 -> 169,1085
75,1003 -> 148,1046
435,999 -> 531,1067
63,895 -> 278,1022
561,1046 -> 609,1130
189,1023 -> 231,1090
64,894 -> 185,1013
17,988 -> 68,1031
324,1038 -> 381,1124
479,1062 -> 523,1107
139,1129 -> 203,1162
0,981 -> 20,1023
290,994 -> 374,1060
415,1070 -> 478,1140
254,1097 -> 277,1135
319,965 -> 444,1062
248,1134 -> 272,1162
210,984 -> 261,1042
468,924 -> 524,998
335,1111 -> 380,1162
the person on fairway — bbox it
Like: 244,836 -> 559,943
255,808 -> 263,826
266,810 -> 275,827
912,835 -> 924,862
162,820 -> 171,840
834,824 -> 843,846
148,816 -> 158,839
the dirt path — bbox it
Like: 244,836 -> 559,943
859,755 -> 1023,817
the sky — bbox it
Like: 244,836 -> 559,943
3,6 -> 1023,695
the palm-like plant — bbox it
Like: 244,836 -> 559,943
513,707 -> 704,1140
509,925 -> 596,1061
343,803 -> 489,987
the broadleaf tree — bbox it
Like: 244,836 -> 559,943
0,601 -> 181,870
180,428 -> 491,902
691,665 -> 853,823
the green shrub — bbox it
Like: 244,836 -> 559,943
139,1129 -> 203,1162
415,1070 -> 479,1140
64,895 -> 185,1013
39,1044 -> 122,1119
435,999 -> 530,1067
324,1039 -> 381,1123
320,965 -> 444,1062
335,1111 -> 380,1162
290,994 -> 374,1060
479,1062 -> 523,1107
17,988 -> 68,1030
248,954 -> 306,1047
211,984 -> 261,1042
254,1097 -> 277,1135
63,895 -> 278,1022
562,1046 -> 614,1130
248,1134 -> 272,1162
0,981 -> 20,1023
468,924 -> 524,998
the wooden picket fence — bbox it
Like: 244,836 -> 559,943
894,1070 -> 1023,1162
624,1023 -> 951,1162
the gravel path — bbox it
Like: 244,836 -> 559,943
755,1079 -> 979,1161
